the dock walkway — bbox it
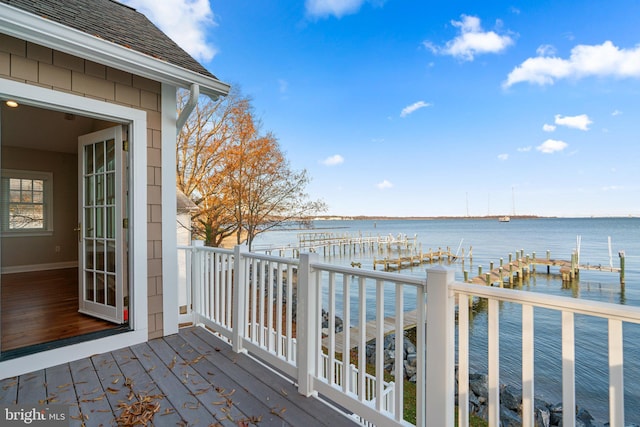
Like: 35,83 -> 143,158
322,310 -> 418,354
373,247 -> 457,271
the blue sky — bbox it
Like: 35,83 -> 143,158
124,0 -> 640,217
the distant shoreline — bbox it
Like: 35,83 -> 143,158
315,215 -> 544,221
311,215 -> 637,221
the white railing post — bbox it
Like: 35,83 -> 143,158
297,252 -> 319,396
191,240 -> 205,325
425,266 -> 455,427
232,244 -> 249,353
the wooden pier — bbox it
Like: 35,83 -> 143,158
468,250 -> 626,286
373,247 -> 457,271
258,232 -> 419,258
322,310 -> 418,354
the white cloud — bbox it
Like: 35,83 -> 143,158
536,139 -> 568,154
425,15 -> 514,61
321,154 -> 345,166
602,185 -> 623,191
400,101 -> 431,117
376,180 -> 393,190
555,114 -> 592,131
498,153 -> 509,161
305,0 -> 365,18
122,0 -> 217,62
542,124 -> 556,132
612,109 -> 623,116
536,44 -> 557,57
517,146 -> 532,152
504,41 -> 640,88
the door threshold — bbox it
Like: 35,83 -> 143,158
0,324 -> 130,362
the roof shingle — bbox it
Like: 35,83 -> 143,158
0,0 -> 218,80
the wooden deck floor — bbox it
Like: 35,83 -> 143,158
0,326 -> 359,426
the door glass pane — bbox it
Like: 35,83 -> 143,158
107,241 -> 116,273
96,273 -> 105,304
86,239 -> 94,270
106,173 -> 115,205
84,144 -> 94,174
95,141 -> 104,173
107,274 -> 116,307
85,176 -> 94,206
96,240 -> 105,271
106,206 -> 115,239
85,208 -> 94,238
96,174 -> 104,205
96,207 -> 104,238
106,139 -> 115,172
85,271 -> 95,301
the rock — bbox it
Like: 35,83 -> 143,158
403,338 -> 416,357
500,406 -> 522,427
576,407 -> 594,427
500,384 -> 522,411
404,354 -> 417,380
535,406 -> 551,427
549,402 -> 563,426
469,373 -> 488,400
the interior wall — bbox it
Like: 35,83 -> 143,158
1,146 -> 78,269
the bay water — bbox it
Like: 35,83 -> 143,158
253,217 -> 640,424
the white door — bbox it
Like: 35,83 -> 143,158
78,126 -> 126,323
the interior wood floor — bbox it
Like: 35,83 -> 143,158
1,268 -> 117,352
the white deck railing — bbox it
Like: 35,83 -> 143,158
177,243 -> 640,427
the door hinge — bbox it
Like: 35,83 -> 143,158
123,218 -> 129,229
123,140 -> 129,152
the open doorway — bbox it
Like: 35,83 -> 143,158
1,102 -> 129,358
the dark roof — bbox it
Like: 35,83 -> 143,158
0,0 -> 218,80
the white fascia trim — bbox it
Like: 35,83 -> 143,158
0,78 -> 148,367
0,3 -> 230,99
161,83 -> 179,336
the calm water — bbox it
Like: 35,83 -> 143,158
253,217 -> 640,424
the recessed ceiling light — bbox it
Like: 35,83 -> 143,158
5,100 -> 19,108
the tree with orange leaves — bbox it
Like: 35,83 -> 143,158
177,87 -> 326,248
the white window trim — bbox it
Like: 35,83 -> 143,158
1,168 -> 54,237
0,78 -> 148,378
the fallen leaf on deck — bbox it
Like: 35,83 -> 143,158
191,387 -> 211,396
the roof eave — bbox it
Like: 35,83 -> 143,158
0,3 -> 230,99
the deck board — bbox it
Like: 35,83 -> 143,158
153,335 -> 246,426
129,341 -> 215,425
178,329 -> 316,426
2,327 -> 359,426
17,370 -> 46,404
110,346 -> 184,425
43,363 -> 83,426
189,327 -> 358,427
69,357 -> 116,426
146,336 -> 241,426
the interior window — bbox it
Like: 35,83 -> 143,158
1,169 -> 53,236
